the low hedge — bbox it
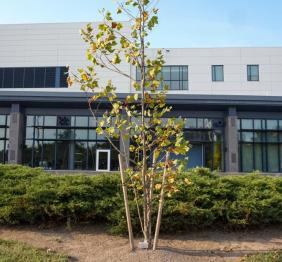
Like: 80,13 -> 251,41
0,164 -> 282,234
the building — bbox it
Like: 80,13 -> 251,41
1,22 -> 282,173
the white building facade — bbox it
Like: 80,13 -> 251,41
1,22 -> 282,172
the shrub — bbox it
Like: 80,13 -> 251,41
0,164 -> 282,234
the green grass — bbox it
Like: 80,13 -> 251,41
0,239 -> 69,262
242,251 -> 282,262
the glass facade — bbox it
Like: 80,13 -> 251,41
23,115 -> 119,170
212,65 -> 224,81
0,67 -> 68,88
136,66 -> 188,90
0,115 -> 9,164
184,117 -> 224,170
239,119 -> 282,172
247,65 -> 259,81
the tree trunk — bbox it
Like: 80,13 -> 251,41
119,154 -> 135,251
153,152 -> 170,250
147,151 -> 156,248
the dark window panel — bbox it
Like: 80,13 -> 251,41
45,67 -> 56,87
162,67 -> 170,81
34,67 -> 46,88
60,67 -> 69,87
14,68 -> 24,88
0,68 -> 3,88
3,68 -> 14,88
182,66 -> 188,81
212,65 -> 224,81
171,66 -> 180,81
24,68 -> 35,88
247,65 -> 259,81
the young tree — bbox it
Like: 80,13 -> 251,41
70,0 -> 189,250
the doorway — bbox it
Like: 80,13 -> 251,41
96,149 -> 111,172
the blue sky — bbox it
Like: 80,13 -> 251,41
1,0 -> 282,47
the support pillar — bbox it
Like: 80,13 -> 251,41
225,107 -> 239,172
8,104 -> 24,164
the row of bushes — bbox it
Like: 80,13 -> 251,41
0,164 -> 282,234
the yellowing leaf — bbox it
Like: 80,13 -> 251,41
81,73 -> 88,81
184,178 -> 192,185
134,93 -> 138,101
168,177 -> 175,184
155,184 -> 162,190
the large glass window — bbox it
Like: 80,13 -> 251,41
0,67 -> 68,88
0,115 -> 9,164
239,118 -> 282,172
184,118 -> 224,171
136,65 -> 188,90
212,65 -> 224,82
23,115 -> 119,170
247,65 -> 259,81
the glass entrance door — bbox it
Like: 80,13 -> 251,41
187,144 -> 203,169
96,149 -> 111,172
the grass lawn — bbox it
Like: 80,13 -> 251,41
242,251 -> 282,262
0,239 -> 68,262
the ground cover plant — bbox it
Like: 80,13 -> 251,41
0,239 -> 68,262
0,164 -> 282,235
242,251 -> 282,262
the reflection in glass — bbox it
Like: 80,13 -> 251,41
56,141 -> 70,169
75,129 -> 88,140
23,140 -> 33,166
267,120 -> 278,130
267,132 -> 278,143
267,144 -> 279,172
41,141 -> 55,169
241,119 -> 253,130
75,142 -> 87,169
26,116 -> 34,127
44,116 -> 57,126
0,128 -> 5,139
33,140 -> 43,167
241,132 -> 253,142
185,118 -> 197,129
242,144 -> 253,172
254,119 -> 262,130
0,116 -> 6,125
76,116 -> 88,127
254,144 -> 262,171
44,129 -> 57,139
88,142 -> 96,170
57,129 -> 74,140
0,140 -> 4,163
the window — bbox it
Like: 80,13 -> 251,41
238,118 -> 282,172
247,65 -> 259,81
136,65 -> 188,90
0,67 -> 69,88
0,115 -> 9,164
183,117 -> 224,171
23,115 -> 119,171
212,65 -> 224,81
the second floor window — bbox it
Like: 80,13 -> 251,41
247,65 -> 259,81
136,65 -> 188,90
212,65 -> 224,81
0,66 -> 68,88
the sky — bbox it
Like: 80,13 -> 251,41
0,0 -> 282,48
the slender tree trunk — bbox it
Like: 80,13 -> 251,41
153,152 -> 170,250
119,154 -> 135,251
147,151 -> 156,248
139,5 -> 149,244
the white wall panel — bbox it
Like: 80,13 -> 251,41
0,23 -> 282,96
